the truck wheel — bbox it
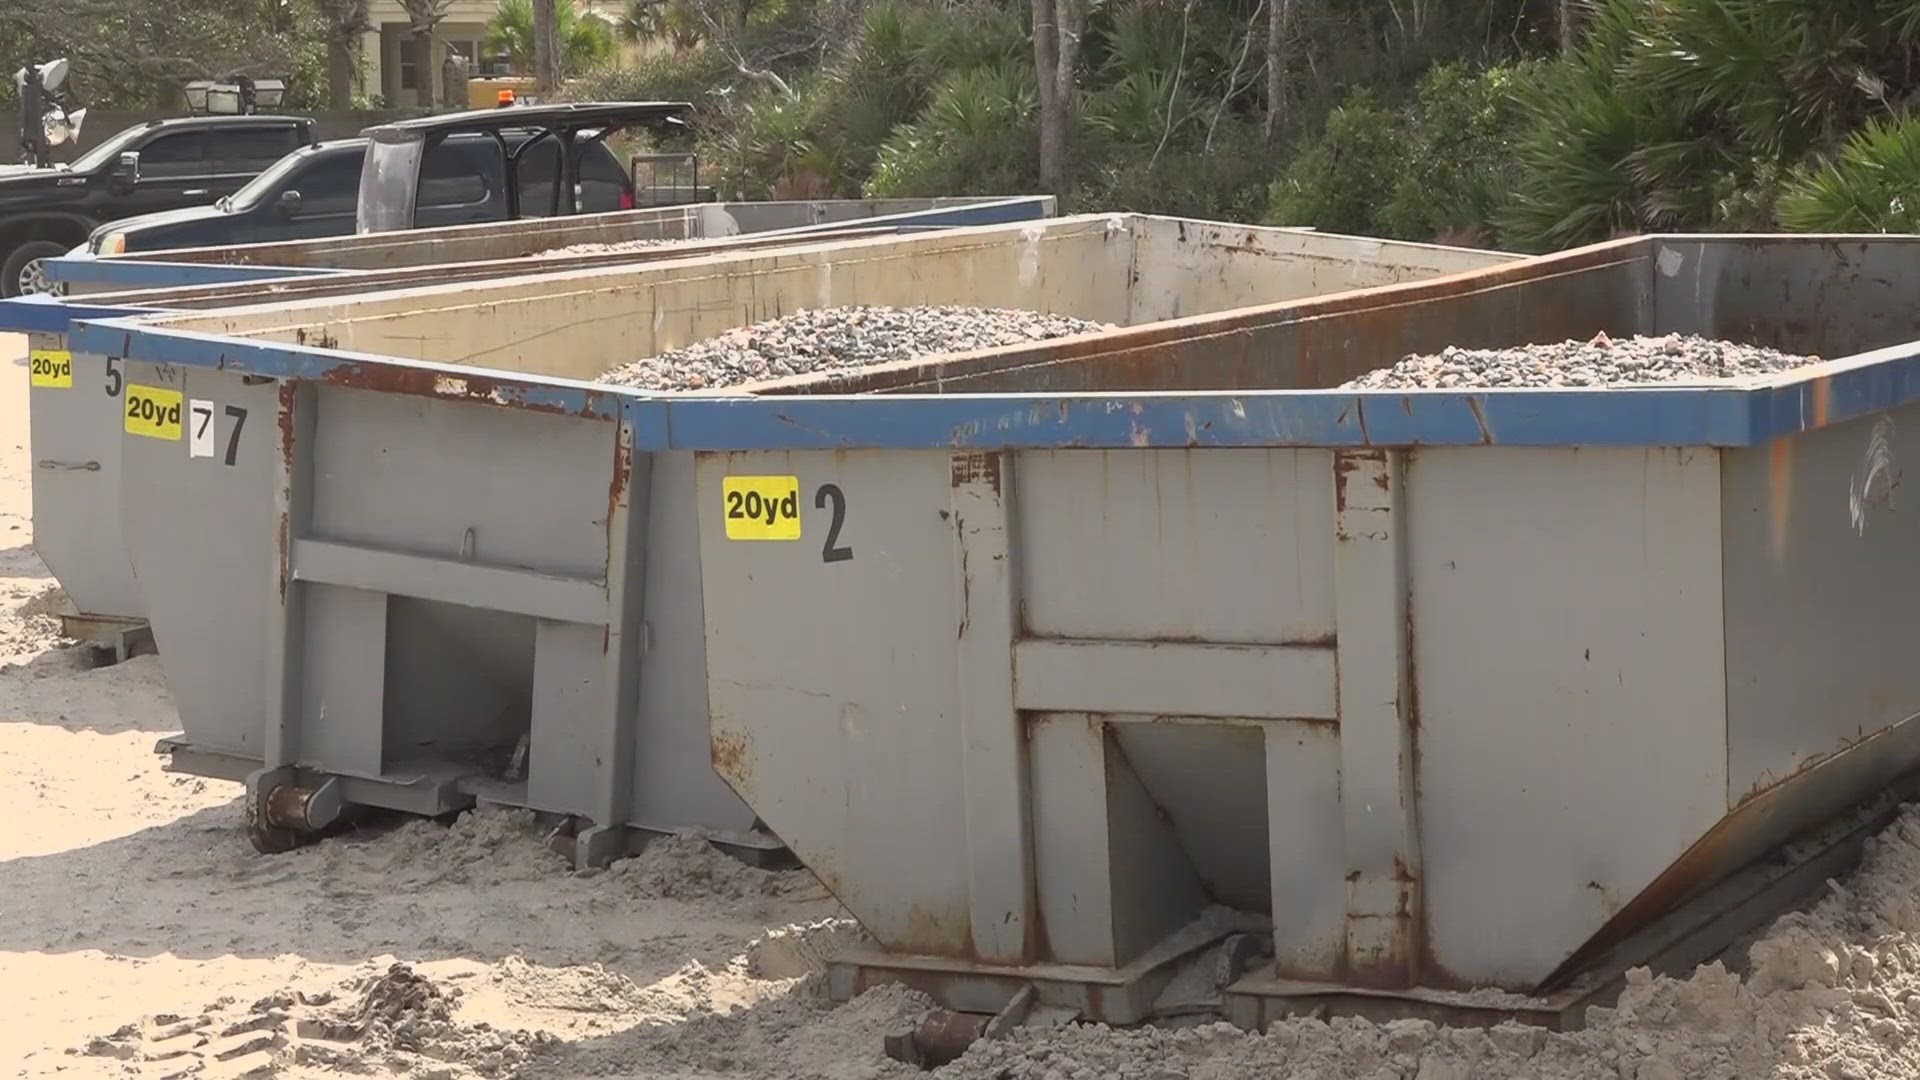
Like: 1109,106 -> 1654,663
3,239 -> 69,298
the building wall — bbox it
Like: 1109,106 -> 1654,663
365,0 -> 653,109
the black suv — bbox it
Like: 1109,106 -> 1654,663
86,129 -> 636,258
0,114 -> 315,295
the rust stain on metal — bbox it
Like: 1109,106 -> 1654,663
1812,376 -> 1832,429
604,423 -> 633,596
275,384 -> 298,601
950,452 -> 1002,494
314,360 -> 607,418
1768,438 -> 1794,561
262,783 -> 315,830
888,1010 -> 991,1069
710,730 -> 752,789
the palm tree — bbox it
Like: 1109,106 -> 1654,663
616,0 -> 701,50
486,0 -> 615,79
1503,0 -> 1920,250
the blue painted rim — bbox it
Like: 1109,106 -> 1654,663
0,293 -> 158,335
73,316 -> 1920,450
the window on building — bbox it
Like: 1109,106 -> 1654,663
446,38 -> 513,77
398,35 -> 428,91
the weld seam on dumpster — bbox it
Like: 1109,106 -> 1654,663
291,539 -> 608,624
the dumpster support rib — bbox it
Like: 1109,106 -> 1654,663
951,451 -> 1039,963
575,425 -> 648,868
1331,448 -> 1423,987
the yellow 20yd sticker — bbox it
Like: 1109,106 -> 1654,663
28,348 -> 72,388
723,475 -> 801,540
124,384 -> 184,440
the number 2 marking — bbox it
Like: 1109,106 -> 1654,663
815,483 -> 852,563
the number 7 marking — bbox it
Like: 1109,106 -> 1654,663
188,400 -> 215,458
223,405 -> 248,466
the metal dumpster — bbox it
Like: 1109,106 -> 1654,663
640,234 -> 1920,1025
69,215 -> 1516,865
47,197 -> 1045,295
10,197 -> 1057,652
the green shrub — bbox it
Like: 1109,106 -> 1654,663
1376,61 -> 1540,245
864,61 -> 1040,198
1265,88 -> 1405,237
1777,114 -> 1920,233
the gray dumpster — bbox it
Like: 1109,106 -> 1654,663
48,196 -> 1041,294
70,215 -> 1515,863
646,234 -> 1920,1025
8,197 -> 1056,652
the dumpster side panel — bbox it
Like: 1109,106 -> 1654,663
117,363 -> 280,763
1409,446 -> 1728,987
224,223 -> 1135,380
1013,449 -> 1335,643
783,249 -> 1652,395
28,333 -> 141,619
1651,236 -> 1920,359
1720,403 -> 1920,807
306,387 -> 613,578
1126,223 -> 1511,324
697,449 -> 974,957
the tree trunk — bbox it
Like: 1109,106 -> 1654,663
533,0 -> 560,91
1263,0 -> 1292,149
1031,0 -> 1081,194
1558,0 -> 1580,50
327,37 -> 356,110
419,34 -> 438,109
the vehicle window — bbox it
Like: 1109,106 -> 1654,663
419,140 -> 492,208
69,124 -> 148,172
512,136 -> 564,217
580,145 -> 629,213
279,151 -> 366,216
138,132 -> 211,179
211,126 -> 304,174
512,137 -> 627,215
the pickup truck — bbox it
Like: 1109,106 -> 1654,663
85,128 -> 638,257
0,114 -> 316,295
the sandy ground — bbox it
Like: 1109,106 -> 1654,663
11,327 -> 1920,1080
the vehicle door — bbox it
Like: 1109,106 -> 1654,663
118,130 -> 218,215
511,136 -> 630,217
208,124 -> 306,197
411,138 -> 504,228
252,148 -> 367,243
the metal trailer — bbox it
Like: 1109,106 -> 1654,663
8,197 -> 1058,654
46,197 -> 1044,295
68,215 -> 1516,868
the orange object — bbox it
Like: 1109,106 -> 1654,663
496,89 -> 515,106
